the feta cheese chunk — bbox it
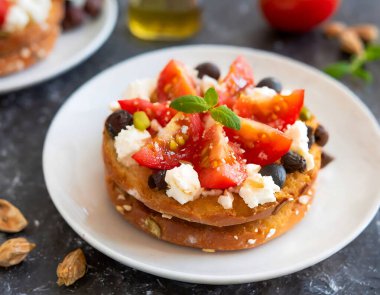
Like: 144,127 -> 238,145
200,75 -> 218,94
123,78 -> 156,101
239,167 -> 280,209
114,126 -> 151,167
18,0 -> 51,23
3,7 -> 29,32
165,164 -> 201,205
285,120 -> 315,171
244,86 -> 277,99
217,191 -> 234,209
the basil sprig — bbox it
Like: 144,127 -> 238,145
170,88 -> 241,130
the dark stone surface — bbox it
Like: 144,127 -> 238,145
0,0 -> 379,294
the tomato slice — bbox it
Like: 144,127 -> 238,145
218,56 -> 255,108
233,89 -> 304,131
132,113 -> 203,169
195,121 -> 247,189
118,98 -> 176,127
0,1 -> 9,27
225,117 -> 291,166
156,59 -> 198,102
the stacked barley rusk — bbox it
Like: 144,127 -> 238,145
102,117 -> 322,251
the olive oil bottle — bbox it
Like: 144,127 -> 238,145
127,0 -> 202,41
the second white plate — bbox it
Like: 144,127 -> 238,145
43,45 -> 380,284
0,0 -> 118,94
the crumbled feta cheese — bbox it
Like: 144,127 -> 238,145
217,191 -> 234,209
109,101 -> 121,112
281,89 -> 292,96
200,75 -> 218,94
246,164 -> 261,177
114,126 -> 151,167
244,86 -> 277,99
3,6 -> 29,32
165,163 -> 201,205
123,78 -> 156,101
18,0 -> 51,23
285,120 -> 315,171
239,168 -> 280,209
3,0 -> 51,32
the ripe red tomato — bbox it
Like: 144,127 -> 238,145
225,117 -> 291,166
0,0 -> 9,27
218,56 -> 255,108
195,121 -> 247,189
132,113 -> 203,169
260,0 -> 340,32
233,89 -> 304,131
156,59 -> 198,102
118,98 -> 176,127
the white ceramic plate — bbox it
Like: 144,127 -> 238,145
43,45 -> 380,284
0,0 -> 117,94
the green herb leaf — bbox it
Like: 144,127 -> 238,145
210,105 -> 241,130
365,44 -> 380,61
204,87 -> 218,107
169,95 -> 210,113
352,67 -> 373,83
324,62 -> 351,79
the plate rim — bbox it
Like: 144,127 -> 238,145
0,0 -> 118,94
43,44 -> 380,284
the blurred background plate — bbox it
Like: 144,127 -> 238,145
43,45 -> 380,284
0,0 -> 118,94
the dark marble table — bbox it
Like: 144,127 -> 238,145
1,0 -> 379,294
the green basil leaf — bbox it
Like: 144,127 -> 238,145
365,44 -> 380,61
352,67 -> 373,83
170,95 -> 210,113
204,87 -> 218,107
324,62 -> 352,79
210,105 -> 241,130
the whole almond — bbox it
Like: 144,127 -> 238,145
350,24 -> 379,42
0,238 -> 36,267
323,21 -> 347,38
57,248 -> 87,287
0,199 -> 28,233
339,30 -> 364,55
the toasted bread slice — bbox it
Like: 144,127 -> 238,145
0,0 -> 64,76
106,175 -> 316,251
102,118 -> 321,227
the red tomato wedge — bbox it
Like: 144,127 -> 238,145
157,59 -> 198,102
132,113 -> 203,170
233,89 -> 304,131
218,56 -> 255,108
0,0 -> 9,26
118,98 -> 176,127
225,117 -> 291,166
195,121 -> 247,189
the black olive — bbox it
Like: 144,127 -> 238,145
259,164 -> 286,188
307,126 -> 315,149
321,152 -> 334,168
281,151 -> 307,173
256,77 -> 282,93
84,0 -> 103,17
148,170 -> 167,190
314,124 -> 329,147
195,62 -> 221,80
62,3 -> 85,30
105,110 -> 133,138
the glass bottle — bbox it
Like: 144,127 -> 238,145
127,0 -> 202,41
